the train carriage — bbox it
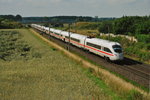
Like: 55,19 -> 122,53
31,24 -> 124,61
85,38 -> 123,61
51,29 -> 62,39
60,31 -> 73,42
44,27 -> 49,34
70,34 -> 87,48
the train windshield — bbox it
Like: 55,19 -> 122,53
112,45 -> 122,53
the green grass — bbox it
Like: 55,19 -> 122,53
83,68 -> 124,100
0,30 -> 40,61
0,29 -> 113,100
1,29 -> 149,100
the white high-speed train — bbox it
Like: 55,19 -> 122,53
31,24 -> 124,61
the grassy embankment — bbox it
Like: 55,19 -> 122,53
0,29 -> 119,100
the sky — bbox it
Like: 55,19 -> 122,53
0,0 -> 149,17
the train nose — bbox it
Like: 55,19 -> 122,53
114,53 -> 123,60
119,53 -> 124,60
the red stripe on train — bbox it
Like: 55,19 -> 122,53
47,31 -> 114,56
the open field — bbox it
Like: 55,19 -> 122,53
0,29 -> 149,100
0,29 -> 118,100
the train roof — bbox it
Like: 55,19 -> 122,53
71,33 -> 87,40
86,38 -> 120,47
44,27 -> 49,30
60,31 -> 74,36
34,24 -> 40,27
52,29 -> 62,33
50,28 -> 55,32
31,24 -> 121,47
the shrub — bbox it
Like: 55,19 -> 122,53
127,90 -> 143,100
76,22 -> 100,30
0,31 -> 40,61
32,52 -> 42,58
135,34 -> 150,43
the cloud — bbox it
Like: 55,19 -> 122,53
25,0 -> 63,4
0,0 -> 14,3
107,0 -> 137,5
0,0 -> 149,17
1,0 -> 13,2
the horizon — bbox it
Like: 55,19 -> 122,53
0,0 -> 149,17
21,15 -> 150,18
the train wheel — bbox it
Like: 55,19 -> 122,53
104,56 -> 110,62
64,38 -> 66,42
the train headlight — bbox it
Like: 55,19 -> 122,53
115,54 -> 118,56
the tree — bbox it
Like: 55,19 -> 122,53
15,14 -> 22,21
98,21 -> 113,33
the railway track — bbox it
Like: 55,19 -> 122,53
123,58 -> 150,75
112,59 -> 150,80
114,62 -> 150,80
124,65 -> 149,80
34,29 -> 150,89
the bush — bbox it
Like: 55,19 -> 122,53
127,90 -> 143,100
125,46 -> 150,61
76,22 -> 100,30
0,31 -> 37,61
0,19 -> 23,29
32,52 -> 42,58
135,34 -> 150,43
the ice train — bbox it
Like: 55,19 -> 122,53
31,24 -> 124,61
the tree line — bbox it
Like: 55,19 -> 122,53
98,16 -> 150,35
23,16 -> 115,23
0,14 -> 22,21
0,14 -> 23,29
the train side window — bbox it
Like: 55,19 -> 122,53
104,47 -> 112,53
96,45 -> 101,50
87,42 -> 101,50
65,36 -> 69,39
55,33 -> 59,36
71,37 -> 80,42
